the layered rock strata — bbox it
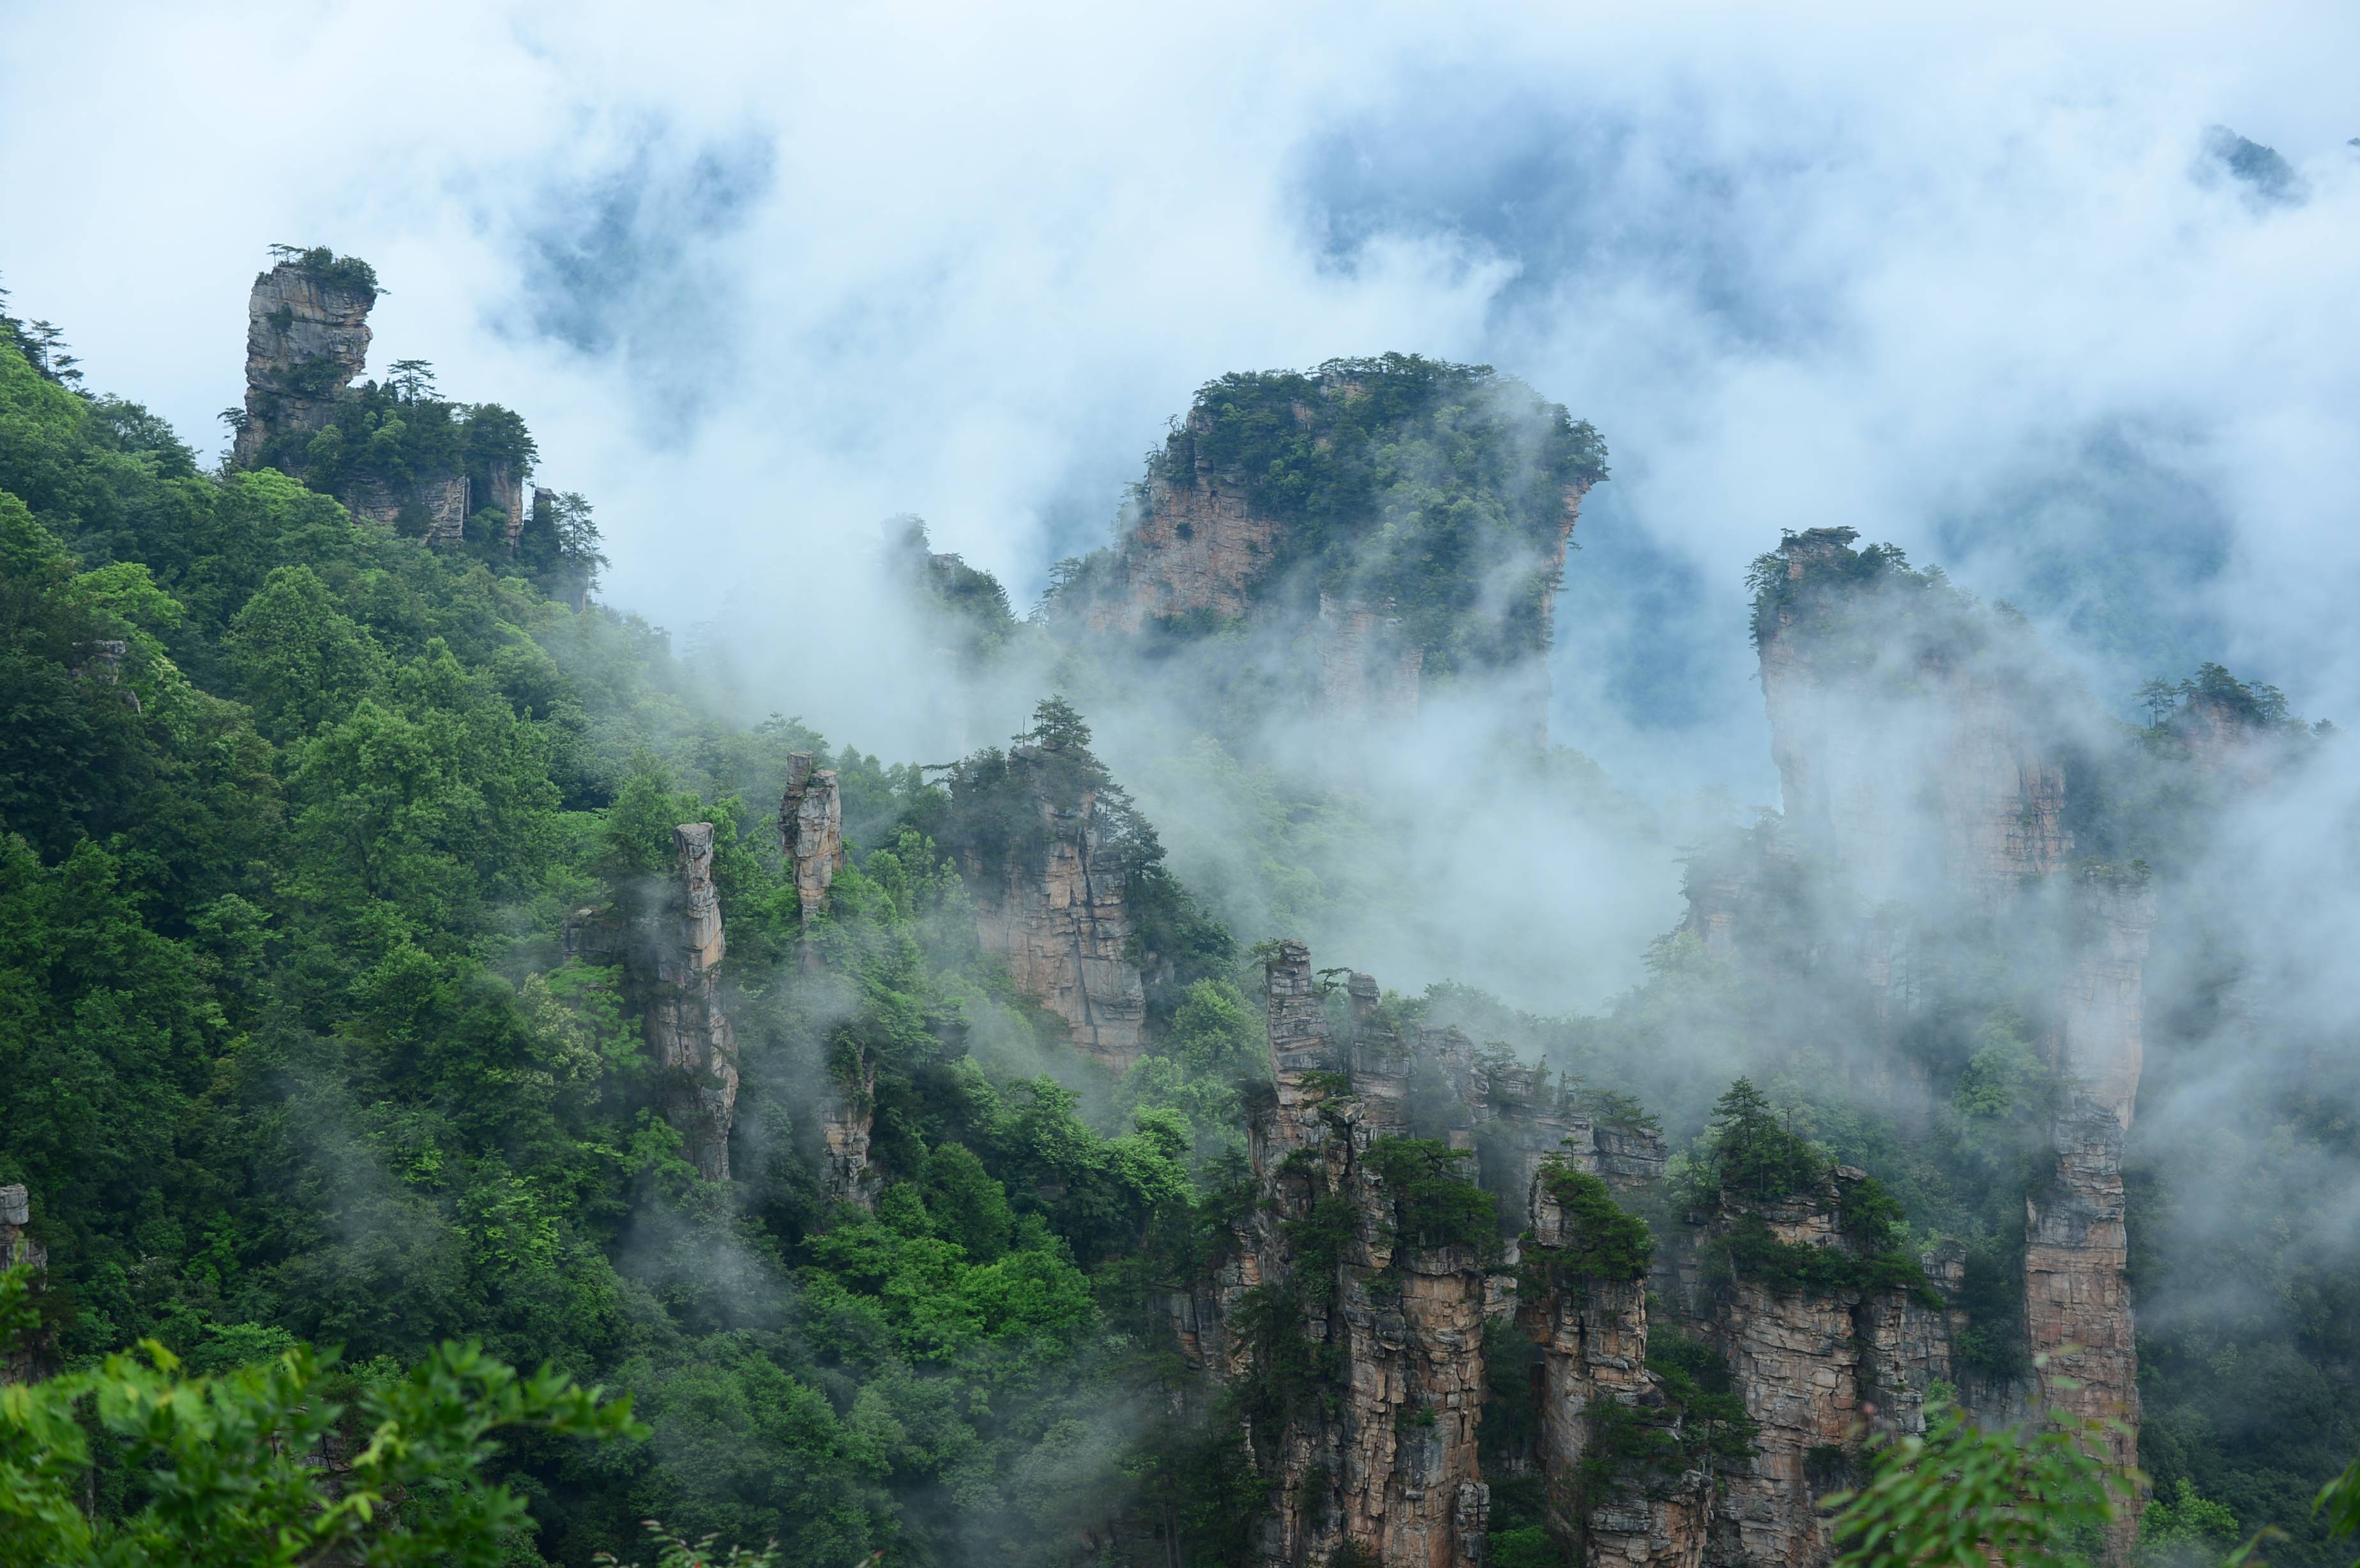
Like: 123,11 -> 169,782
1176,944 -> 1686,1568
964,748 -> 1147,1073
643,824 -> 739,1180
1087,426 -> 1280,633
233,259 -> 374,468
1684,1177 -> 1943,1568
1175,944 -> 1497,1568
1519,1171 -> 1707,1567
780,753 -> 847,937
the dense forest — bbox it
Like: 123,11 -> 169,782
0,255 -> 2354,1568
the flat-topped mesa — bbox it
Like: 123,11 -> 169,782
1066,358 -> 1604,742
780,753 -> 847,935
233,255 -> 375,469
643,824 -> 739,1181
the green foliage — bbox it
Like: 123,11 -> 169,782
0,1275 -> 642,1567
1822,1398 -> 2133,1568
1126,354 -> 1607,673
2135,1477 -> 2243,1567
1363,1138 -> 1494,1253
2320,1452 -> 2360,1567
1697,1078 -> 1832,1205
1524,1159 -> 1654,1284
268,243 -> 382,298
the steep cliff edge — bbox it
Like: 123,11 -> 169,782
1737,526 -> 2152,1546
229,249 -> 541,550
233,252 -> 375,469
641,823 -> 739,1181
1174,943 -> 1690,1568
1055,356 -> 1605,738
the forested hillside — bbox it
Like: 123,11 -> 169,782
0,257 -> 2354,1568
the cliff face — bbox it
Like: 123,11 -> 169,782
233,260 -> 374,469
1087,435 -> 1282,634
1176,944 -> 1495,1568
1518,1177 -> 1707,1568
965,746 -> 1147,1073
642,824 -> 739,1180
781,752 -> 847,967
1177,944 -> 1683,1568
1743,526 -> 2152,1550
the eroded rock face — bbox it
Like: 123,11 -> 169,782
643,824 -> 739,1180
1519,1172 -> 1708,1567
1180,942 -> 1495,1568
780,753 -> 847,951
819,1052 -> 881,1208
234,260 -> 374,469
1087,435 -> 1282,633
965,749 -> 1147,1073
1744,527 -> 2152,1550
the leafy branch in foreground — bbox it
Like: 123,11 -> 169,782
1822,1395 -> 2133,1568
0,1263 -> 646,1568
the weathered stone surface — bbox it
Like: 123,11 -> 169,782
1742,526 -> 2152,1555
1087,428 -> 1282,633
1179,942 -> 1496,1568
780,753 -> 847,964
234,260 -> 374,468
345,472 -> 471,546
643,824 -> 738,1180
1520,1169 -> 1709,1567
965,748 -> 1148,1073
819,1051 -> 881,1208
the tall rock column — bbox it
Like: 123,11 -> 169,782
1518,1163 -> 1707,1567
644,824 -> 739,1180
964,749 -> 1149,1073
781,752 -> 847,974
233,258 -> 374,468
1177,942 -> 1495,1568
2027,870 -> 2156,1556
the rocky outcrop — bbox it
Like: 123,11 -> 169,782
819,1052 -> 881,1208
232,259 -> 375,469
0,1184 -> 49,1384
345,472 -> 470,545
1177,943 -> 1499,1568
1519,1172 -> 1709,1568
780,753 -> 847,942
643,824 -> 739,1180
1087,436 -> 1282,634
1688,1177 -> 1940,1568
1739,527 -> 2152,1555
965,748 -> 1148,1073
